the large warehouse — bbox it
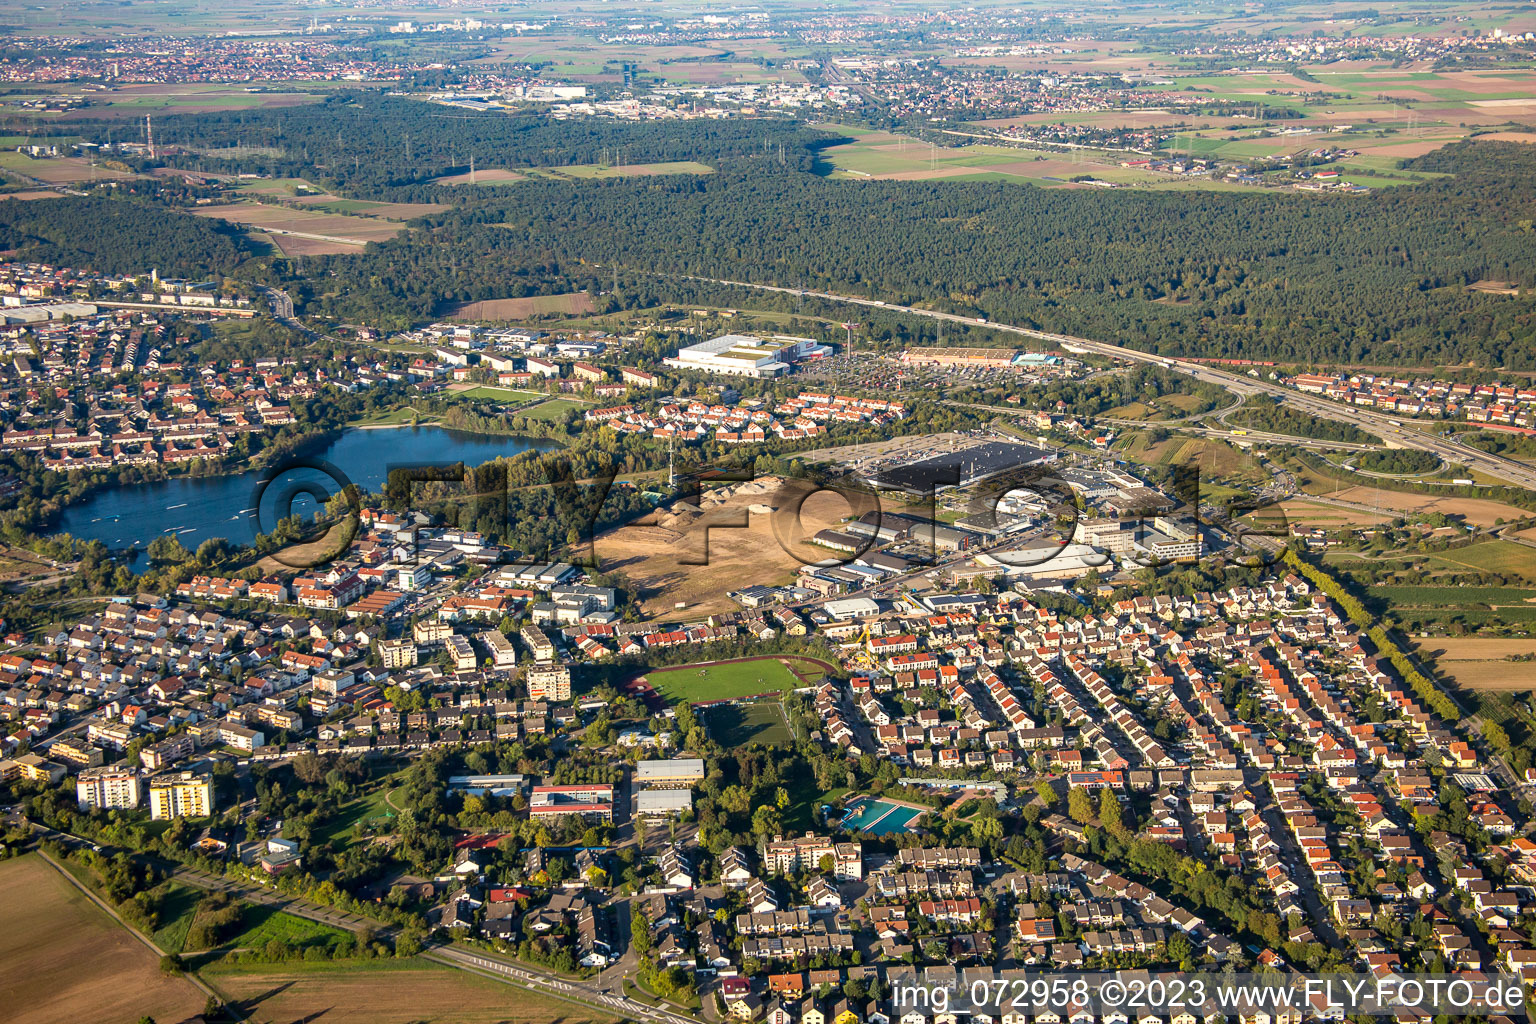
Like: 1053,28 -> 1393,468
663,333 -> 830,378
867,440 -> 1056,494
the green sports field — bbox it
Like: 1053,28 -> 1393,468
453,386 -> 549,403
645,656 -> 816,703
517,398 -> 590,421
703,700 -> 794,746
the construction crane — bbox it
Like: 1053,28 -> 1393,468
852,620 -> 875,669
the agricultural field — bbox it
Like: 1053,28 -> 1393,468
0,855 -> 206,1024
289,195 -> 448,220
466,32 -> 809,80
642,655 -> 824,703
1415,637 -> 1536,691
443,291 -> 596,320
1147,66 -> 1536,128
0,151 -> 139,183
202,958 -> 617,1024
232,177 -> 328,198
1103,393 -> 1216,420
536,161 -> 715,179
1323,538 -> 1536,584
703,699 -> 795,746
1370,583 -> 1536,632
188,200 -> 405,254
815,130 -> 1201,188
81,83 -> 322,116
1314,486 -> 1530,528
433,167 -> 529,186
1271,500 -> 1393,530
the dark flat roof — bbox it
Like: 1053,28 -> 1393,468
868,441 -> 1053,493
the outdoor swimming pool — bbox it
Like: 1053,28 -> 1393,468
841,797 -> 925,834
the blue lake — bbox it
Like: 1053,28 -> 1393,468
55,426 -> 559,570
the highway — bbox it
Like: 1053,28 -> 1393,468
684,276 -> 1536,491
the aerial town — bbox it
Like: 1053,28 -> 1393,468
2,0 -> 1536,1022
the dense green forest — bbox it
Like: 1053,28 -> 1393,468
0,195 -> 251,278
13,94 -> 1536,368
140,94 -> 825,195
289,130 -> 1535,367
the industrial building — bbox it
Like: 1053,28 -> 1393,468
866,440 -> 1055,494
664,334 -> 829,378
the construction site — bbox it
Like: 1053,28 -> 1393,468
592,475 -> 854,618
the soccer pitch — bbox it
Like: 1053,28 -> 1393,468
645,656 -> 807,703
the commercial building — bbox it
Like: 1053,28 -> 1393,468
664,334 -> 828,379
867,440 -> 1054,494
822,597 -> 881,621
77,766 -> 142,810
147,771 -> 215,820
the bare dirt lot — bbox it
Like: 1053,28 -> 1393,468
595,475 -> 859,617
0,543 -> 60,582
444,292 -> 596,320
0,855 -> 205,1024
1414,638 -> 1536,691
433,168 -> 529,185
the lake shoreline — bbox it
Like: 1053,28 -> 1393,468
50,425 -> 562,573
